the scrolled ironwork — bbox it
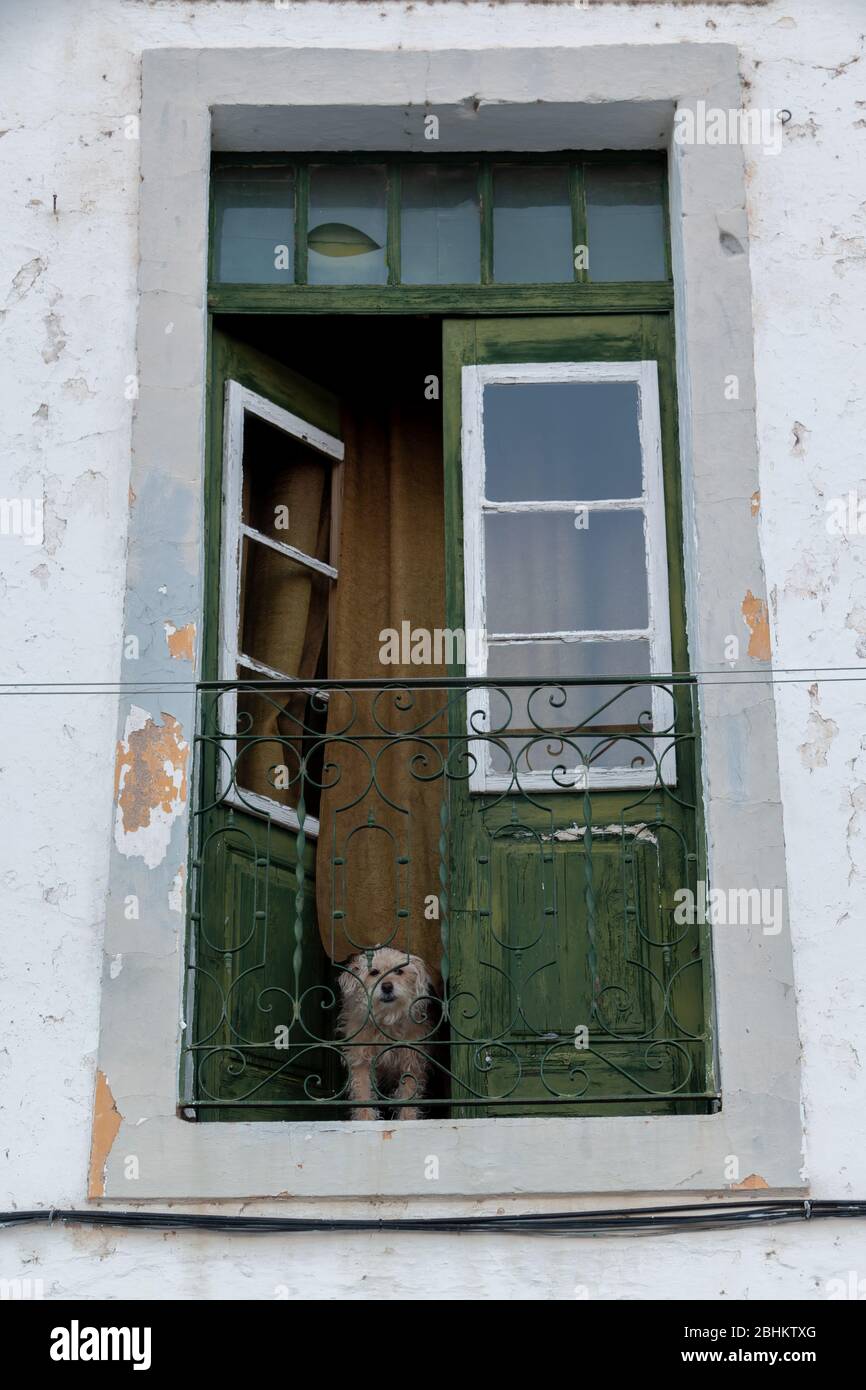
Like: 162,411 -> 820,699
185,675 -> 714,1116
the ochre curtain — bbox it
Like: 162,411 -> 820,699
315,395 -> 446,970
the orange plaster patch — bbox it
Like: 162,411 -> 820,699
164,621 -> 195,662
732,1173 -> 770,1191
750,489 -> 760,517
114,712 -> 189,838
88,1070 -> 122,1199
741,590 -> 771,661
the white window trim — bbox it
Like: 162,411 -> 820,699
219,379 -> 344,839
461,359 -> 674,793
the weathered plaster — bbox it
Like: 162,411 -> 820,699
87,1071 -> 122,1200
164,621 -> 196,662
2,0 -> 865,1300
113,707 -> 189,868
741,589 -> 771,660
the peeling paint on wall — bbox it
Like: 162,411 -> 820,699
87,1070 -> 121,1200
741,590 -> 771,661
164,621 -> 195,662
114,707 -> 189,868
168,864 -> 186,914
732,1173 -> 770,1190
791,420 -> 811,457
799,683 -> 839,770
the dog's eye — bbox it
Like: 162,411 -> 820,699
395,968 -> 404,975
369,968 -> 379,977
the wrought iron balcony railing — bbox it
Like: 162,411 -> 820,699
184,676 -> 716,1119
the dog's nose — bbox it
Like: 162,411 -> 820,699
380,980 -> 394,996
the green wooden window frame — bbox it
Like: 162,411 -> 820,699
190,147 -> 716,1122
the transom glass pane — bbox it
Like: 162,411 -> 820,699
483,381 -> 643,501
586,163 -> 667,282
401,164 -> 480,284
307,165 -> 387,285
213,169 -> 294,283
492,166 -> 573,283
484,510 -> 649,634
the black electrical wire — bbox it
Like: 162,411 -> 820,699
1,1200 -> 865,1238
4,666 -> 866,695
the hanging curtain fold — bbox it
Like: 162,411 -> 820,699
315,392 -> 446,971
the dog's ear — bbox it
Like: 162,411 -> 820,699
337,955 -> 363,996
409,954 -> 441,999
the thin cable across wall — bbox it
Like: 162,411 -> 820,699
2,1200 -> 865,1238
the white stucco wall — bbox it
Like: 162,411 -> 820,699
1,0 -> 865,1300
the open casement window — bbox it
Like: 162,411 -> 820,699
219,378 -> 343,836
191,330 -> 342,1120
461,357 -> 674,793
442,317 -> 712,1117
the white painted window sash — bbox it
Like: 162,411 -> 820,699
461,360 -> 675,793
220,379 -> 344,837
239,522 -> 339,581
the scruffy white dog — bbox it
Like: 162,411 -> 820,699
337,947 -> 439,1120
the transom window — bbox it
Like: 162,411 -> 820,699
211,154 -> 669,287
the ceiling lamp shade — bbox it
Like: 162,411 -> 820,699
307,222 -> 382,258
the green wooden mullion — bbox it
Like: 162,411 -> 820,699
207,167 -> 218,287
661,161 -> 674,283
294,163 -> 309,285
387,163 -> 401,287
479,162 -> 494,286
569,161 -> 587,285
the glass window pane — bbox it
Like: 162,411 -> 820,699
307,165 -> 387,285
485,640 -> 659,776
487,639 -> 651,725
213,168 -> 294,284
240,538 -> 331,678
235,663 -> 327,818
483,380 -> 642,501
400,165 -> 481,284
493,166 -> 572,283
484,510 -> 649,634
585,163 -> 667,282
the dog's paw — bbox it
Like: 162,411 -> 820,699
355,1107 -> 381,1121
398,1107 -> 422,1121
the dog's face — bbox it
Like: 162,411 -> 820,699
337,948 -> 437,1035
